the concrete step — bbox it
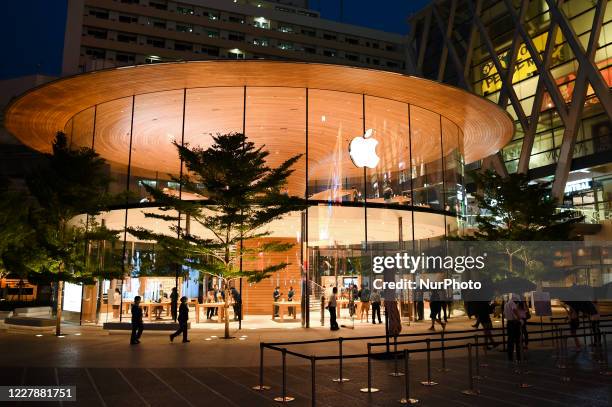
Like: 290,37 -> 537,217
13,306 -> 51,317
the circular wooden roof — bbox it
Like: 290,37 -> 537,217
4,61 -> 513,170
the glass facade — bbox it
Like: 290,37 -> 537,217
64,86 -> 465,326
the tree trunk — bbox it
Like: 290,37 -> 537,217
56,280 -> 64,336
224,288 -> 231,339
94,277 -> 103,325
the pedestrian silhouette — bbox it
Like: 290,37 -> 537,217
170,296 -> 190,343
130,296 -> 144,345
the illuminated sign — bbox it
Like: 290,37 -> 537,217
349,129 -> 380,168
62,282 -> 82,313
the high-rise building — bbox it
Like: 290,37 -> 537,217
67,0 -> 405,74
408,0 -> 612,220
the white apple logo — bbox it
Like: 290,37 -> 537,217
349,128 -> 380,168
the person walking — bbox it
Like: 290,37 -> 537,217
414,289 -> 424,321
328,287 -> 340,331
112,288 -> 121,319
504,294 -> 522,361
517,300 -> 530,350
359,284 -> 370,322
273,286 -> 281,318
477,301 -> 498,349
428,290 -> 446,331
170,287 -> 179,322
231,287 -> 242,321
170,296 -> 190,343
370,289 -> 382,324
287,286 -> 295,317
130,296 -> 144,345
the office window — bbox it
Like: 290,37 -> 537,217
148,1 -> 167,10
323,33 -> 337,41
86,28 -> 107,39
278,42 -> 293,50
301,28 -> 316,37
176,24 -> 193,33
386,61 -> 399,68
253,17 -> 270,29
304,46 -> 316,54
207,30 -> 219,38
118,14 -> 138,23
117,33 -> 137,43
372,58 -> 380,65
202,46 -> 219,56
84,48 -> 105,59
88,9 -> 109,19
116,53 -> 136,63
323,49 -> 336,57
175,42 -> 193,52
278,25 -> 294,33
176,6 -> 194,15
253,38 -> 269,46
345,37 -> 359,45
228,49 -> 245,59
372,42 -> 380,49
228,32 -> 245,41
228,14 -> 245,24
346,54 -> 359,61
386,44 -> 396,51
205,11 -> 219,20
147,18 -> 166,29
146,37 -> 165,48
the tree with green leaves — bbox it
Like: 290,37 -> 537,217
466,170 -> 582,282
129,132 -> 306,338
26,132 -> 120,334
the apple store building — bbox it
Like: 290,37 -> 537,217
5,61 -> 513,327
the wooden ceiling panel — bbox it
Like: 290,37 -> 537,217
5,62 -> 513,183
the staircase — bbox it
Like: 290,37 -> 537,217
308,281 -> 325,313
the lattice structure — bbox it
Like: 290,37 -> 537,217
408,0 -> 612,201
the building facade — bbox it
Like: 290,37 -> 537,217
4,61 -> 512,326
408,0 -> 612,221
68,0 -> 406,74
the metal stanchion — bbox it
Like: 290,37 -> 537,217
274,348 -> 295,402
399,349 -> 418,405
438,331 -> 450,372
481,338 -> 489,368
559,329 -> 570,382
517,327 -> 531,388
552,324 -> 559,361
311,356 -> 316,407
332,337 -> 350,382
252,343 -> 271,390
601,333 -> 612,376
473,335 -> 482,380
420,338 -> 438,386
360,344 -> 380,393
390,336 -> 405,377
582,316 -> 587,347
461,343 -> 479,396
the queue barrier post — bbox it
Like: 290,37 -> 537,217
399,349 -> 418,405
438,331 -> 450,372
461,343 -> 479,396
252,343 -> 271,390
360,343 -> 380,393
390,336 -> 405,377
274,348 -> 295,403
481,336 -> 489,368
311,356 -> 316,407
420,338 -> 438,386
473,335 -> 482,380
558,329 -> 570,382
333,337 -> 350,383
601,333 -> 612,376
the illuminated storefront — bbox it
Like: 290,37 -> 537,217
5,61 -> 512,326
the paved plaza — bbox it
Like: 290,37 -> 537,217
0,316 -> 610,406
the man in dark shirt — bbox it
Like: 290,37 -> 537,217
170,296 -> 190,343
273,286 -> 281,317
231,287 -> 242,321
130,296 -> 144,345
170,287 -> 179,322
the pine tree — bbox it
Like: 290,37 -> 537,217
129,133 -> 306,338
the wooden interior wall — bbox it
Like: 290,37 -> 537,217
240,237 -> 302,316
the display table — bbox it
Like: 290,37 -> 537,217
195,302 -> 226,323
121,301 -> 171,321
272,301 -> 300,321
